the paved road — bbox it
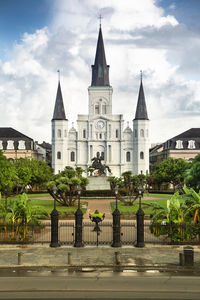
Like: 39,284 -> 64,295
0,272 -> 200,299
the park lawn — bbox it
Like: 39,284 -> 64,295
143,193 -> 172,198
110,197 -> 185,215
3,197 -> 87,218
32,199 -> 88,217
27,193 -> 51,198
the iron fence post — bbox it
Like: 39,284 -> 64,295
112,208 -> 121,247
136,207 -> 145,247
136,182 -> 145,248
74,185 -> 83,247
50,208 -> 60,247
74,208 -> 83,247
112,185 -> 121,247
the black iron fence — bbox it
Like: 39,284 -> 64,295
0,221 -> 200,246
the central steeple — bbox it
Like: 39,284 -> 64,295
91,26 -> 110,86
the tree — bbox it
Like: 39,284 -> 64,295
153,158 -> 188,191
46,166 -> 89,206
0,151 -> 18,194
185,154 -> 200,190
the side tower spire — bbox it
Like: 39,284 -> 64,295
134,71 -> 148,121
52,71 -> 68,174
133,72 -> 150,175
91,25 -> 110,86
52,71 -> 66,121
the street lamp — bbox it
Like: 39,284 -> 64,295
53,185 -> 57,210
114,185 -> 119,209
77,185 -> 81,209
136,178 -> 145,248
50,185 -> 59,247
74,184 -> 83,247
112,184 -> 121,247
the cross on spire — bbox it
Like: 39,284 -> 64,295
140,70 -> 143,81
98,14 -> 103,27
57,70 -> 60,82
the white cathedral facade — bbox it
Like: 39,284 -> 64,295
52,26 -> 150,177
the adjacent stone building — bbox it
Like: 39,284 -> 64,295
52,26 -> 150,176
0,127 -> 44,160
150,128 -> 200,171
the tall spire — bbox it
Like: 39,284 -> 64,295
134,71 -> 149,120
52,71 -> 66,120
91,25 -> 110,86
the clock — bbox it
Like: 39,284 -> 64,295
96,120 -> 105,129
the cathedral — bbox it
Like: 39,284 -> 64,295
51,25 -> 150,177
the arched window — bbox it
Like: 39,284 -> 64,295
126,152 -> 131,162
95,104 -> 99,114
71,151 -> 75,162
140,129 -> 144,137
83,129 -> 86,138
99,133 -> 102,139
101,152 -> 104,160
96,151 -> 100,158
116,129 -> 119,138
109,125 -> 111,138
102,104 -> 106,114
58,129 -> 61,138
57,151 -> 61,159
140,152 -> 144,159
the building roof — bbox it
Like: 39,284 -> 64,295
172,128 -> 200,140
38,141 -> 52,150
91,26 -> 110,87
134,79 -> 149,120
0,127 -> 33,140
52,82 -> 66,120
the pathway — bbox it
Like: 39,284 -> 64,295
85,199 -> 114,220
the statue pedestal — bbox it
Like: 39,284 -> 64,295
86,176 -> 110,191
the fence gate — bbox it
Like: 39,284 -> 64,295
83,222 -> 113,246
59,222 -> 75,245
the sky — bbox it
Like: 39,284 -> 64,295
0,0 -> 200,144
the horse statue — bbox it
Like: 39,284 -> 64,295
88,153 -> 111,176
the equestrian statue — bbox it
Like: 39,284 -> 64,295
88,153 -> 111,176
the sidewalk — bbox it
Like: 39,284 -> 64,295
0,244 -> 200,269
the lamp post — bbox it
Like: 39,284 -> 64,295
112,185 -> 121,247
74,185 -> 83,247
136,180 -> 145,247
50,185 -> 60,247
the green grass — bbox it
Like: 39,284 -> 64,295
110,198 -> 184,215
32,199 -> 88,217
2,198 -> 87,218
27,193 -> 51,198
144,193 -> 172,198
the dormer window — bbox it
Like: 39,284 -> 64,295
7,140 -> 14,149
188,140 -> 195,149
175,140 -> 183,149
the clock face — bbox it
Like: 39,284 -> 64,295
96,120 -> 104,129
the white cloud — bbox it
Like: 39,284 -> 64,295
0,0 -> 200,145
